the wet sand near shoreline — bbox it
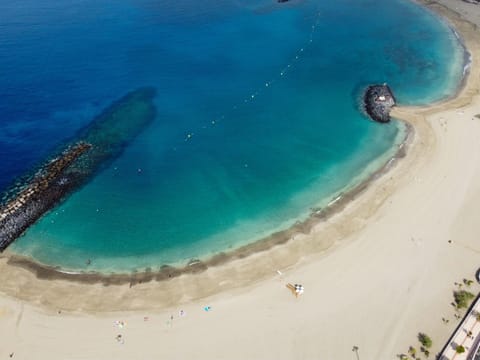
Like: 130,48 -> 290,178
0,119 -> 415,307
1,121 -> 412,284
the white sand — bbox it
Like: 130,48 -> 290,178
1,1 -> 480,359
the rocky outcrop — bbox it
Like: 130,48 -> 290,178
363,84 -> 396,123
0,87 -> 157,251
0,143 -> 91,251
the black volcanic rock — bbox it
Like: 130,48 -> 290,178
0,87 -> 157,252
363,84 -> 396,123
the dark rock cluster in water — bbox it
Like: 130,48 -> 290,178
0,87 -> 157,252
363,84 -> 396,123
0,143 -> 91,251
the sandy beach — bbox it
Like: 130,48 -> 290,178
1,1 -> 480,359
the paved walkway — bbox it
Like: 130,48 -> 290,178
440,296 -> 480,360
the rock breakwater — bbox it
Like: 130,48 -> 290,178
0,143 -> 91,251
0,87 -> 157,251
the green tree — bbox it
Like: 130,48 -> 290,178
408,346 -> 417,358
453,290 -> 475,309
456,345 -> 465,354
418,333 -> 433,349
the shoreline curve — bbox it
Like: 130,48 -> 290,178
0,0 -> 478,312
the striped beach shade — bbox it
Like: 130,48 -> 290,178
294,284 -> 304,295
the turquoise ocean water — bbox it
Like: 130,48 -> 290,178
0,0 -> 464,272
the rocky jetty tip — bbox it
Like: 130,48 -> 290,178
363,84 -> 396,123
0,143 -> 92,252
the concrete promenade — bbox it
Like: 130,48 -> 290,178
439,296 -> 480,360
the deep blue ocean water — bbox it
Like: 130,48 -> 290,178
0,0 -> 463,272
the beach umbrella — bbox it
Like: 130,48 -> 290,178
294,284 -> 304,296
286,283 -> 305,297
